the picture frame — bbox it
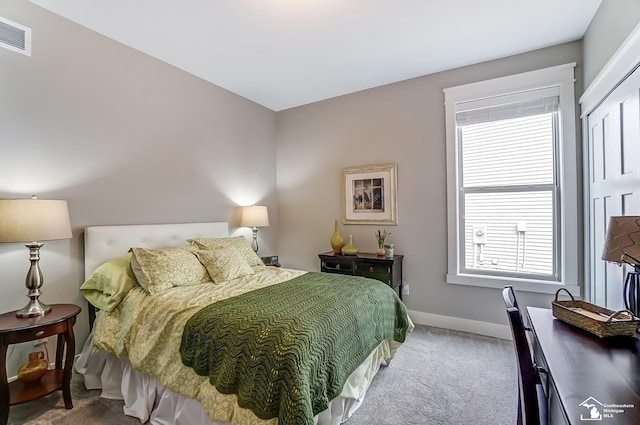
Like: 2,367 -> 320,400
342,163 -> 397,225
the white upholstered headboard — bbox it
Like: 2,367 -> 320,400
84,222 -> 229,279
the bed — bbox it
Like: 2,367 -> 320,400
74,222 -> 412,425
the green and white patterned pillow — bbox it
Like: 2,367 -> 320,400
195,247 -> 255,283
187,236 -> 263,267
130,246 -> 210,294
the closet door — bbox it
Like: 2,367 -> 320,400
587,66 -> 640,308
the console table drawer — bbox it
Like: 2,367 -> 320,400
318,252 -> 404,300
320,258 -> 354,274
355,262 -> 391,284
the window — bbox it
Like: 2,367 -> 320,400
444,64 -> 580,294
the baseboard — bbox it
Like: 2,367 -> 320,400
408,309 -> 511,340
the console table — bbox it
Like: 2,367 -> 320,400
318,252 -> 404,300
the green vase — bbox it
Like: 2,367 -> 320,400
341,235 -> 359,255
330,219 -> 345,254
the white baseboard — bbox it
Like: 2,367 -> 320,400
408,309 -> 511,340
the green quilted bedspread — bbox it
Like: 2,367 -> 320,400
180,271 -> 411,425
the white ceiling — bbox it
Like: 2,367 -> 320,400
29,0 -> 602,111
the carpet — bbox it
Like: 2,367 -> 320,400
9,325 -> 517,425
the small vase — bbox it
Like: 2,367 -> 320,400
17,351 -> 48,387
341,235 -> 359,255
330,219 -> 345,254
376,247 -> 385,256
384,243 -> 395,258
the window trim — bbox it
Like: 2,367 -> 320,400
444,63 -> 580,294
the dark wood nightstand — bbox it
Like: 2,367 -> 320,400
318,252 -> 404,300
261,255 -> 281,267
0,304 -> 81,425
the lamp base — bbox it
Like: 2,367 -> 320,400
251,227 -> 259,253
16,241 -> 50,318
16,299 -> 51,318
623,271 -> 640,318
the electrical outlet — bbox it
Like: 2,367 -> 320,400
402,281 -> 410,295
33,338 -> 48,346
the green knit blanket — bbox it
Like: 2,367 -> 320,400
180,271 -> 411,425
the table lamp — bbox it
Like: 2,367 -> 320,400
601,216 -> 640,317
0,196 -> 72,317
239,205 -> 269,253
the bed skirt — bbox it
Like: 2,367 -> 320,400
74,333 -> 392,425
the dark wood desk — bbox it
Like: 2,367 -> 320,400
527,307 -> 640,425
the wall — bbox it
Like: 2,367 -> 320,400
583,0 -> 640,87
0,0 -> 278,376
276,41 -> 583,336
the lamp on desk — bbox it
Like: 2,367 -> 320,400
239,205 -> 269,253
0,196 -> 72,317
601,216 -> 640,317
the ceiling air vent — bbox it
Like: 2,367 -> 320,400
0,16 -> 31,56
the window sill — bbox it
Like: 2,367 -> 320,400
446,273 -> 580,295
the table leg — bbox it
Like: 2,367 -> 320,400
62,320 -> 75,409
0,344 -> 9,425
55,332 -> 64,369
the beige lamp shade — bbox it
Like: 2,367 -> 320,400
239,205 -> 269,228
601,216 -> 640,264
0,199 -> 72,242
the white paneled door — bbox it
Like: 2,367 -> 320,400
586,65 -> 640,308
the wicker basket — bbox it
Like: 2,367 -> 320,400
551,288 -> 639,338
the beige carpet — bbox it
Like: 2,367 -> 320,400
8,372 -> 140,425
9,325 -> 517,425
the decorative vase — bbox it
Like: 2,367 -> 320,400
330,219 -> 345,254
341,235 -> 359,255
375,229 -> 391,257
17,351 -> 48,387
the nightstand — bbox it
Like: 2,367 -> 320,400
0,304 -> 81,425
261,255 -> 281,267
318,252 -> 404,300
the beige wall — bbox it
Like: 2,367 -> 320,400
276,41 -> 584,330
583,0 -> 640,87
0,0 -> 277,375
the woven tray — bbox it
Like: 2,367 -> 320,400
552,288 -> 639,338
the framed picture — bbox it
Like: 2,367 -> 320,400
342,163 -> 397,225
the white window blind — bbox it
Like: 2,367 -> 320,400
455,95 -> 559,126
458,100 -> 558,279
460,112 -> 556,188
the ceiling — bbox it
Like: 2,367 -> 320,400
29,0 -> 602,111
